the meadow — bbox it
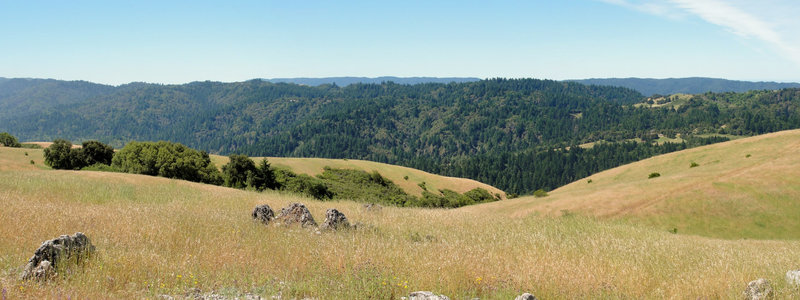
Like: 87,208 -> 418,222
1,135 -> 800,298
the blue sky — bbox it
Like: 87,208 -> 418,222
1,0 -> 799,85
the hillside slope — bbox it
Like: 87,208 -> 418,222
209,155 -> 505,198
571,77 -> 800,96
1,145 -> 800,298
473,129 -> 800,239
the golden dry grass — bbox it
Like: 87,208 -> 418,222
1,144 -> 800,298
472,129 -> 800,239
210,155 -> 505,198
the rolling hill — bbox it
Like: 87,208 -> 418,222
209,155 -> 505,198
263,76 -> 481,86
570,77 -> 800,96
2,136 -> 800,298
3,77 -> 800,196
472,129 -> 800,239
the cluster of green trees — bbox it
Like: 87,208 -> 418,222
111,141 -> 223,184
43,139 -> 114,170
418,187 -> 499,208
6,78 -> 800,194
41,138 -> 494,208
0,132 -> 21,147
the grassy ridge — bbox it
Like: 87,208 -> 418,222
1,146 -> 799,298
210,155 -> 505,198
477,129 -> 800,239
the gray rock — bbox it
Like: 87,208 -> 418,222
514,293 -> 537,300
21,232 -> 95,281
787,270 -> 800,286
363,203 -> 382,211
408,291 -> 450,300
276,203 -> 317,228
252,204 -> 275,225
744,278 -> 773,300
320,208 -> 350,230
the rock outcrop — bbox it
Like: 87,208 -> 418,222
363,203 -> 382,211
252,204 -> 275,225
787,270 -> 800,286
408,291 -> 450,300
21,232 -> 95,281
744,278 -> 773,300
320,208 -> 350,230
514,292 -> 537,300
275,203 -> 317,228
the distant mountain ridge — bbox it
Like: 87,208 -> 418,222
263,76 -> 481,86
570,77 -> 800,96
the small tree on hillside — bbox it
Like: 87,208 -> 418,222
222,154 -> 257,189
0,132 -> 22,147
44,139 -> 77,169
81,140 -> 114,166
248,158 -> 278,191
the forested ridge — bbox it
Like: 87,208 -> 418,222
3,77 -> 800,194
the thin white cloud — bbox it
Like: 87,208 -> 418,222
600,0 -> 800,67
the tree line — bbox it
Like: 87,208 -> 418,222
4,79 -> 800,194
40,137 -> 498,208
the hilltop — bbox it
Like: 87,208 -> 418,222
472,129 -> 800,239
570,77 -> 800,96
2,136 -> 800,298
263,76 -> 481,86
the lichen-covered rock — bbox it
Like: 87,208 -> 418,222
363,203 -> 382,211
744,278 -> 773,300
252,204 -> 275,225
514,292 -> 537,300
787,270 -> 800,286
408,291 -> 450,300
276,203 -> 317,228
21,232 -> 95,281
320,208 -> 350,230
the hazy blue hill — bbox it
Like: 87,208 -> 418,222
571,77 -> 800,96
0,78 -> 115,120
264,76 -> 481,86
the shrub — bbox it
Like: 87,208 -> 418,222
222,154 -> 256,189
275,169 -> 332,200
648,172 -> 661,179
44,139 -> 115,170
112,141 -> 223,185
82,163 -> 122,172
249,158 -> 278,191
690,162 -> 699,168
533,189 -> 549,198
81,140 -> 114,166
464,188 -> 495,202
316,167 -> 413,206
0,132 -> 21,147
43,139 -> 79,169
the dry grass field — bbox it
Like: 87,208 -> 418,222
472,129 -> 800,240
2,133 -> 800,298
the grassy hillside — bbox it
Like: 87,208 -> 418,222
210,155 -> 505,198
476,129 -> 800,240
2,146 -> 800,298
